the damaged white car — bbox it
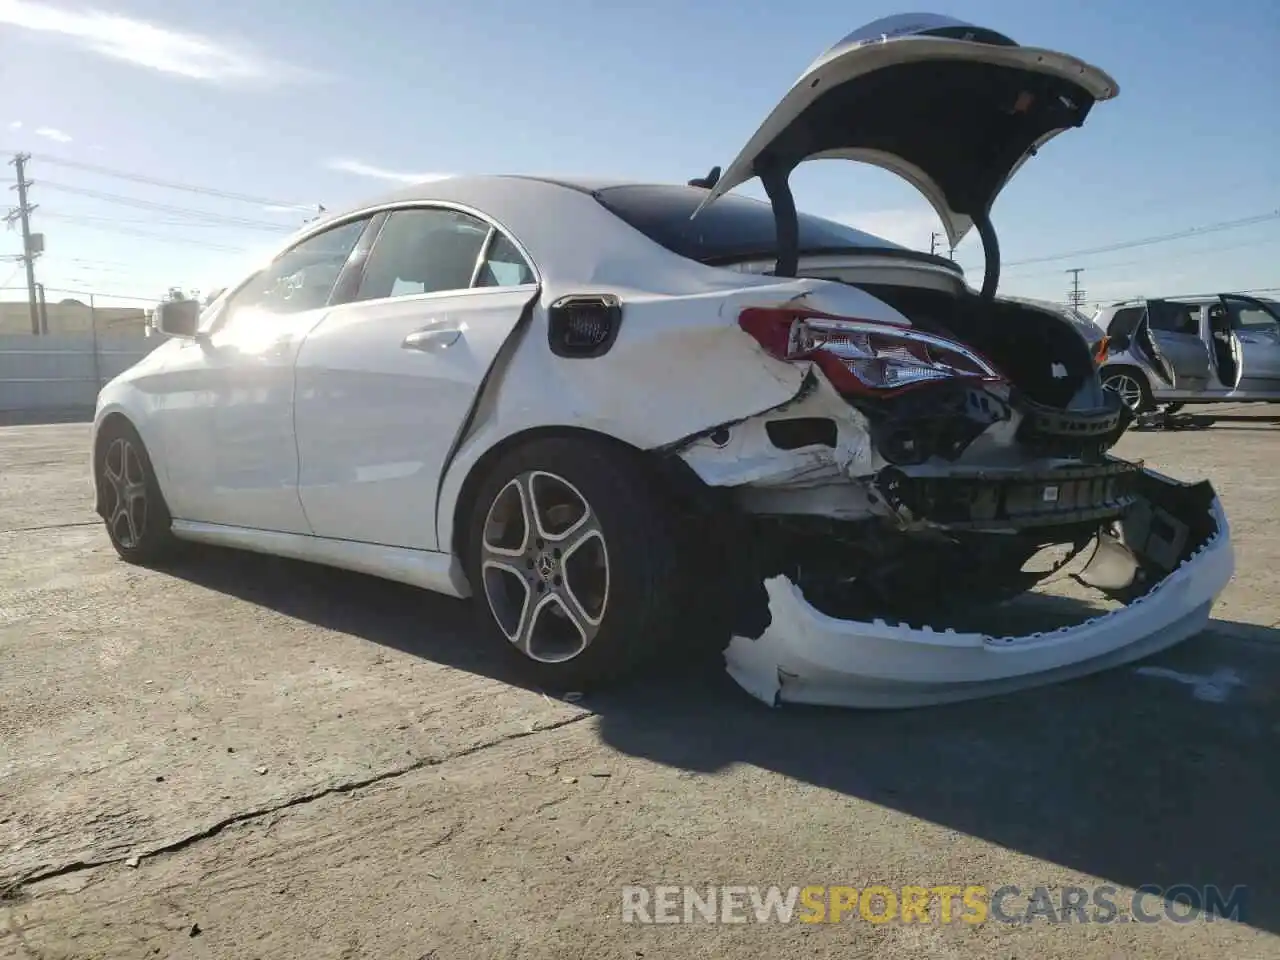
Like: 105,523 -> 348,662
93,13 -> 1233,707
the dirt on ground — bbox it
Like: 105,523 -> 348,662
1,412 -> 1278,959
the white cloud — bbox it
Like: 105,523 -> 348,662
0,0 -> 312,85
35,125 -> 71,142
7,120 -> 21,129
325,158 -> 452,185
836,208 -> 943,252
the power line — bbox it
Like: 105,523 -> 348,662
19,151 -> 308,209
39,215 -> 255,253
1000,232 -> 1280,281
991,210 -> 1280,270
40,210 -> 290,231
0,283 -> 163,303
37,181 -> 290,230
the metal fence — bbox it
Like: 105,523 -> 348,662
0,332 -> 162,416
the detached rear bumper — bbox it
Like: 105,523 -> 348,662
724,471 -> 1234,709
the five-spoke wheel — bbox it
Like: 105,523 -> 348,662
466,436 -> 682,689
1101,368 -> 1152,414
95,419 -> 175,563
480,470 -> 610,663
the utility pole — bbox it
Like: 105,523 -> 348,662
5,154 -> 41,334
1066,267 -> 1086,310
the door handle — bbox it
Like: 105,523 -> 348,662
402,326 -> 462,352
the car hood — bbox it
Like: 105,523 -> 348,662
695,13 -> 1118,248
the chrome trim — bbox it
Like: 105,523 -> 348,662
802,317 -> 1001,378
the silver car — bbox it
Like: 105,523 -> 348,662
1094,295 -> 1280,412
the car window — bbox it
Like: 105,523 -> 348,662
593,183 -> 912,264
354,208 -> 489,302
1106,307 -> 1144,338
225,218 -> 370,322
1147,301 -> 1200,335
476,232 -> 535,287
1226,303 -> 1280,331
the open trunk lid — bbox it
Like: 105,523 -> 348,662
695,13 -> 1118,250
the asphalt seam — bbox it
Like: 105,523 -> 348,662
1,710 -> 593,899
0,521 -> 98,534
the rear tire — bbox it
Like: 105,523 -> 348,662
95,419 -> 176,565
1101,366 -> 1153,414
464,436 -> 683,691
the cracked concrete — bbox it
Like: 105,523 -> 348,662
2,418 -> 1279,959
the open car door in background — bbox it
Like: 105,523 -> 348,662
1208,300 -> 1245,391
1144,300 -> 1213,390
1107,303 -> 1176,386
1220,294 -> 1280,392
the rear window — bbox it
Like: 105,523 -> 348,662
592,184 -> 907,265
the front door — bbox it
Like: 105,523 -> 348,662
153,216 -> 373,532
293,206 -> 539,551
1220,295 -> 1280,394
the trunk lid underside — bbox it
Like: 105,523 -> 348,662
696,13 -> 1118,249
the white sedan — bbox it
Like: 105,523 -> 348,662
92,14 -> 1233,708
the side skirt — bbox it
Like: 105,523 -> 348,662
170,520 -> 472,598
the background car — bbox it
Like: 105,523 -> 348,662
1095,294 -> 1280,412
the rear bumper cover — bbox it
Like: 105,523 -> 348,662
724,471 -> 1234,708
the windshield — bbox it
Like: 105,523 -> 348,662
593,184 -> 915,265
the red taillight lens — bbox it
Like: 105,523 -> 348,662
1094,335 -> 1110,364
738,307 -> 1003,395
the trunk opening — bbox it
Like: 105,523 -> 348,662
854,283 -> 1099,410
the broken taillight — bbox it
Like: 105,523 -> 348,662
738,307 -> 1003,395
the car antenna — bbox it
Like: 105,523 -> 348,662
688,166 -> 721,189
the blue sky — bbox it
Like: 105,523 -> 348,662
1,0 -> 1277,308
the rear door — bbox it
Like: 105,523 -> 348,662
1221,295 -> 1280,392
1146,300 -> 1212,391
293,205 -> 539,551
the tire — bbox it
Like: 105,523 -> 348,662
95,418 -> 177,564
464,436 -> 683,691
1101,366 -> 1154,414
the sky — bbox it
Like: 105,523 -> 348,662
0,0 -> 1277,309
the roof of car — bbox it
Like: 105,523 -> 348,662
349,175 -> 693,210
294,174 -> 955,290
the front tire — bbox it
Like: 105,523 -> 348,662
95,419 -> 176,564
465,436 -> 683,691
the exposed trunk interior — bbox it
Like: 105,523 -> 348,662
853,283 -> 1098,410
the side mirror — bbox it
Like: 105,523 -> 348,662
154,299 -> 202,339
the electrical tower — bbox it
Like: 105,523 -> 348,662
5,153 -> 42,334
930,231 -> 941,256
1066,267 -> 1086,311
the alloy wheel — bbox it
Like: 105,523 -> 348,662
1102,373 -> 1144,412
102,436 -> 148,549
479,470 -> 610,663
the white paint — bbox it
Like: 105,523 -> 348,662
170,520 -> 469,597
94,173 -> 918,575
675,374 -> 879,491
697,14 -> 1118,247
1132,666 -> 1245,703
724,494 -> 1234,709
